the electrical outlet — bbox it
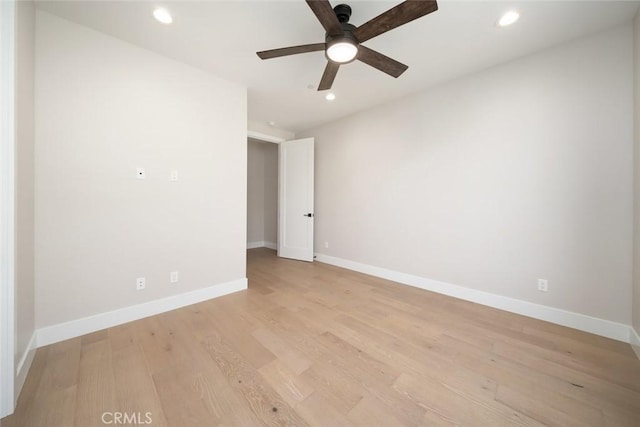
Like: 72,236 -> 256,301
170,271 -> 179,283
170,170 -> 178,182
136,168 -> 146,180
537,279 -> 548,292
136,277 -> 146,290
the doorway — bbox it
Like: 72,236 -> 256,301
247,137 -> 279,251
246,131 -> 315,262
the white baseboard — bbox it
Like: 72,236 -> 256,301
631,327 -> 640,359
14,331 -> 36,403
36,278 -> 247,348
247,241 -> 276,250
315,253 -> 631,343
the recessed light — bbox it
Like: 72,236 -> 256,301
325,93 -> 336,101
268,121 -> 276,126
498,10 -> 519,27
153,8 -> 173,25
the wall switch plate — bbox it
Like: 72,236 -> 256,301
324,241 -> 329,249
136,277 -> 146,290
136,168 -> 146,180
170,170 -> 178,182
170,271 -> 179,283
537,279 -> 548,292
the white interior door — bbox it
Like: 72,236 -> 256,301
278,138 -> 314,262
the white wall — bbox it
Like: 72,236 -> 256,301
247,138 -> 277,247
300,25 -> 634,326
35,12 -> 247,329
15,0 -> 35,390
633,12 -> 640,353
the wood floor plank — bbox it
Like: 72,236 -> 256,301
16,339 -> 81,427
1,347 -> 49,427
200,327 -> 309,426
45,337 -> 82,389
203,302 -> 276,370
152,362 -> 263,427
258,359 -> 315,407
135,312 -> 223,375
74,340 -> 117,427
346,395 -> 405,426
393,372 -> 534,426
80,329 -> 109,346
111,344 -> 168,426
152,368 -> 226,427
521,321 -> 638,359
478,338 -> 640,414
442,333 -> 640,422
107,321 -> 139,352
3,247 -> 639,426
29,384 -> 77,427
335,313 -> 543,425
133,315 -> 191,375
316,331 -> 399,386
492,340 -> 640,393
521,325 -> 639,360
299,361 -> 365,416
252,327 -> 312,375
495,383 -> 600,427
296,392 -> 353,427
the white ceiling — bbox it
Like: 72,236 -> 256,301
36,0 -> 639,134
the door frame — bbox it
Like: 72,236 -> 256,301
247,130 -> 285,145
246,130 -> 284,252
0,0 -> 16,418
246,132 -> 314,261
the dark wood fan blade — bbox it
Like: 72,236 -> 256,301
257,43 -> 326,60
318,61 -> 340,91
357,45 -> 408,78
306,0 -> 343,36
353,1 -> 438,43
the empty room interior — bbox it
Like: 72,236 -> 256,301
3,0 -> 640,425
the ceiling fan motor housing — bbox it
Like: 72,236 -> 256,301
333,4 -> 352,23
325,22 -> 357,44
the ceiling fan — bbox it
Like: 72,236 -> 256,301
256,0 -> 438,91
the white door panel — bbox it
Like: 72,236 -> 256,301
278,138 -> 314,262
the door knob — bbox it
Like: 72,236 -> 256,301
303,213 -> 314,217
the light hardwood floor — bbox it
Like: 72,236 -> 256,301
3,248 -> 640,426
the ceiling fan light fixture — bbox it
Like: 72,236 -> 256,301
153,7 -> 173,24
498,10 -> 519,27
326,39 -> 358,63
